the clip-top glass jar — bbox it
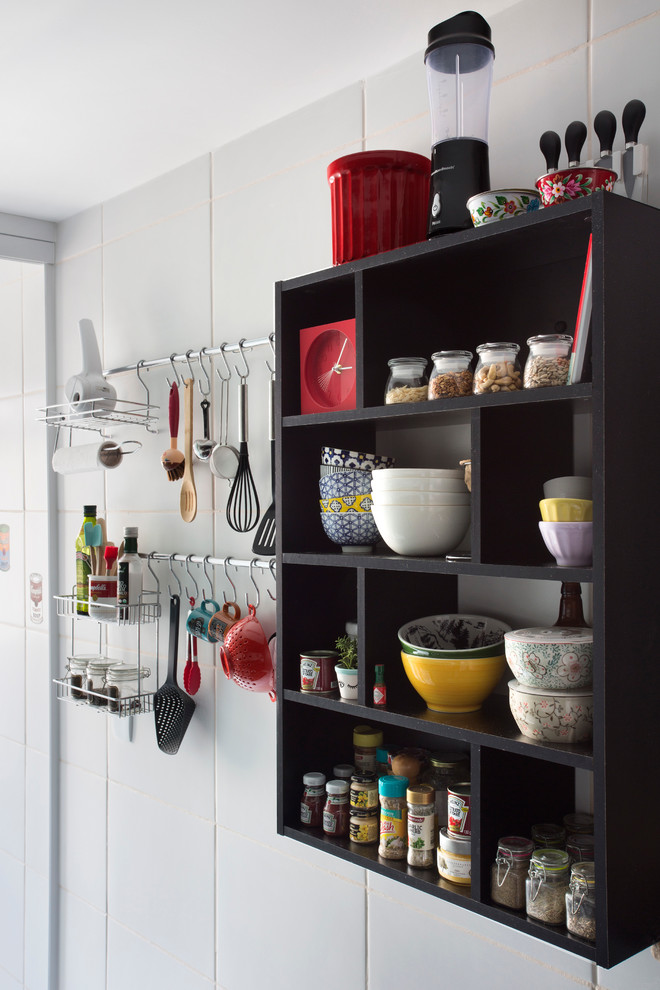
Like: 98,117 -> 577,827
105,663 -> 151,714
85,657 -> 124,706
428,350 -> 473,399
526,848 -> 570,925
473,342 -> 522,394
385,357 -> 429,404
524,333 -> 572,389
566,833 -> 595,864
490,836 -> 534,910
563,812 -> 594,835
566,861 -> 596,940
531,822 -> 566,849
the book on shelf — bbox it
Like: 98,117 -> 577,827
568,234 -> 592,384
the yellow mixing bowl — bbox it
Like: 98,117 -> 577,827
400,649 -> 506,713
539,497 -> 593,522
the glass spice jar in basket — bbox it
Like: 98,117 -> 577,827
473,342 -> 522,394
428,350 -> 473,399
384,357 -> 429,404
524,333 -> 573,389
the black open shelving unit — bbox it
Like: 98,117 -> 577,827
275,193 -> 660,968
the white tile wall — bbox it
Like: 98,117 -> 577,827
57,890 -> 106,990
0,850 -> 24,984
107,920 -> 214,990
24,747 -> 49,877
0,736 -> 25,861
59,762 -> 107,910
0,624 -> 25,744
24,868 -> 49,990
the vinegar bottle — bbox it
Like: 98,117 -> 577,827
555,582 -> 590,628
75,505 -> 97,615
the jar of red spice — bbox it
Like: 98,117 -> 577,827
323,780 -> 350,837
300,772 -> 326,827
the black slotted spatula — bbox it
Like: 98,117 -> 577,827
154,594 -> 196,754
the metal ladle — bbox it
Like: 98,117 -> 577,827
209,343 -> 239,481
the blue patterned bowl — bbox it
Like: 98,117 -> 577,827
319,511 -> 380,553
321,446 -> 395,470
319,469 -> 373,499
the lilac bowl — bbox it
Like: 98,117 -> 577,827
539,521 -> 593,567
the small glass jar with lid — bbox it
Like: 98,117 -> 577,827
407,784 -> 436,868
384,357 -> 428,404
67,655 -> 90,700
378,774 -> 409,860
428,350 -> 473,399
350,770 -> 378,812
566,833 -> 595,864
332,763 -> 355,782
353,724 -> 383,773
563,811 -> 594,835
565,861 -> 596,940
85,657 -> 124,706
490,836 -> 534,910
421,751 -> 469,828
524,333 -> 573,389
349,809 -> 378,845
473,342 -> 522,395
531,822 -> 566,849
105,663 -> 152,714
525,848 -> 570,925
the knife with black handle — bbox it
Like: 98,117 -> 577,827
594,110 -> 617,170
622,99 -> 646,197
565,120 -> 588,167
539,130 -> 561,173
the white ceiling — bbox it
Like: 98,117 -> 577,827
0,0 -> 513,222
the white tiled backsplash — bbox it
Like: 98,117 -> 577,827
3,1 -> 660,987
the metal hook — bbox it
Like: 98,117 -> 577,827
265,332 -> 275,378
166,353 -> 182,389
184,554 -> 200,603
136,359 -> 151,407
222,556 -> 237,604
197,348 -> 212,396
246,558 -> 260,610
146,552 -> 160,595
167,555 -> 182,597
215,342 -> 232,383
184,349 -> 196,385
267,558 -> 276,601
234,338 -> 250,380
202,555 -> 214,600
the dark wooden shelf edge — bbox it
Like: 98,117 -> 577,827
281,825 -> 596,962
281,690 -> 593,770
282,552 -> 592,581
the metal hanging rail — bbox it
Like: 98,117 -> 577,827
148,552 -> 275,570
103,333 -> 275,378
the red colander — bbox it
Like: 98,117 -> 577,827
220,604 -> 276,701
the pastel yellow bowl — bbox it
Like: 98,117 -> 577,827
400,650 -> 506,713
539,497 -> 593,522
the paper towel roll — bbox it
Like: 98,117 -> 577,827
52,441 -> 124,474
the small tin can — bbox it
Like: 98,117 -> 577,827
300,650 -> 338,695
438,827 -> 471,885
447,782 -> 471,836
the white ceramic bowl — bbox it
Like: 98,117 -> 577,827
508,679 -> 593,743
371,467 -> 464,482
504,626 -> 593,690
370,475 -> 468,493
371,490 -> 471,506
372,502 -> 470,556
543,476 -> 592,500
539,521 -> 593,567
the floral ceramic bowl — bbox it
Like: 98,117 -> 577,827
467,188 -> 541,227
504,626 -> 593,690
535,167 -> 617,207
319,493 -> 373,513
508,679 -> 593,743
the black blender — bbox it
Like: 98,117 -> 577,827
425,11 -> 495,236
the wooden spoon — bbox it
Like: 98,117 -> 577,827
180,379 -> 197,522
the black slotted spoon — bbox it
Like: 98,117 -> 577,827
154,594 -> 196,755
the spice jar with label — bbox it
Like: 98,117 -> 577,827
378,775 -> 409,860
526,848 -> 570,925
421,751 -> 469,828
349,809 -> 378,845
524,333 -> 572,389
300,772 -> 326,827
428,350 -> 473,399
407,784 -> 436,868
350,771 -> 378,812
473,342 -> 522,394
353,725 -> 383,773
490,836 -> 534,910
531,822 -> 566,849
565,861 -> 596,941
323,780 -> 350,837
384,357 -> 429,404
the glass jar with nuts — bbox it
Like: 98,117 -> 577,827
428,350 -> 473,399
473,342 -> 522,395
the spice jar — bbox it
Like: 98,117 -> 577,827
353,725 -> 383,773
349,809 -> 378,845
67,656 -> 90,700
438,827 -> 471,885
526,848 -> 570,925
385,357 -> 428,404
407,784 -> 436,868
473,342 -> 522,394
350,771 -> 378,812
566,861 -> 596,941
566,833 -> 595,864
378,775 -> 409,860
490,836 -> 534,910
300,772 -> 326,827
105,664 -> 151,714
85,657 -> 124,706
531,822 -> 566,849
524,333 -> 572,389
562,812 -> 594,835
428,350 -> 473,399
323,780 -> 350,837
421,751 -> 469,828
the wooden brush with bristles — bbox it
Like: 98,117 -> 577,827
161,382 -> 185,481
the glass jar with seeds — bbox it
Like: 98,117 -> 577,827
384,357 -> 429,404
525,848 -> 570,925
473,342 -> 522,395
524,333 -> 573,389
428,350 -> 473,399
565,861 -> 596,941
490,836 -> 534,910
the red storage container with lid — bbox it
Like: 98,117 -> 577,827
327,150 -> 431,265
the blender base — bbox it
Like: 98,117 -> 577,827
427,139 -> 490,236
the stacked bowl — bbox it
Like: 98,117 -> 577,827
318,446 -> 395,553
371,468 -> 470,556
538,476 -> 593,567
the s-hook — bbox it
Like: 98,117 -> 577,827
166,353 -> 182,389
222,556 -> 237,605
167,555 -> 182,597
184,554 -> 200,604
246,558 -> 260,611
267,558 -> 276,601
197,348 -> 212,397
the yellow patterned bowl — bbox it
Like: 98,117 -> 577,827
400,649 -> 506,713
320,494 -> 373,513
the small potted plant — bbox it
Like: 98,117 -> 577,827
335,633 -> 358,700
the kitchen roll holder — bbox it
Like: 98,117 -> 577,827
51,438 -> 142,474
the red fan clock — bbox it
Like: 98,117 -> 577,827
299,318 -> 357,414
